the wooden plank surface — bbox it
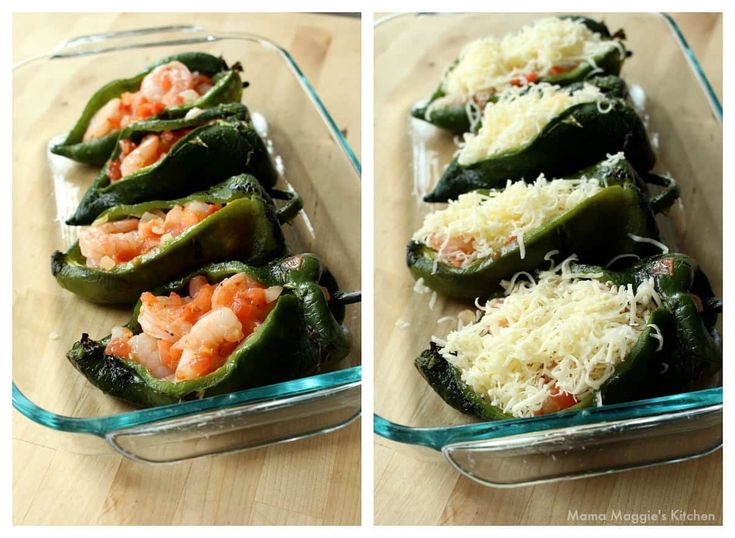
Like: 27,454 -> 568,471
373,12 -> 722,525
12,12 -> 360,526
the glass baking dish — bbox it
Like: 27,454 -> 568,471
374,12 -> 721,487
13,26 -> 361,463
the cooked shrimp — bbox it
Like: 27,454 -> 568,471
80,202 -> 221,269
140,61 -> 194,106
104,272 -> 278,382
83,98 -> 123,141
173,307 -> 244,381
119,134 -> 162,177
128,332 -> 175,379
428,232 -> 476,268
108,129 -> 190,181
81,62 -> 212,142
79,219 -> 146,269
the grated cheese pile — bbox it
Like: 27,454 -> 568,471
458,82 -> 606,165
442,17 -> 620,98
439,255 -> 662,417
413,176 -> 604,268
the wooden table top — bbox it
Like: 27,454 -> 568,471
12,12 -> 360,525
373,12 -> 722,525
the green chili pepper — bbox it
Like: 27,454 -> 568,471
412,16 -> 628,134
51,52 -> 244,165
423,79 -> 655,203
66,109 -> 278,225
52,174 -> 301,304
66,254 -> 352,408
416,253 -> 721,420
408,156 -> 678,299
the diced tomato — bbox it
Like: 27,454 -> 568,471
536,387 -> 578,415
652,258 -> 674,276
158,339 -> 182,371
510,71 -> 539,86
107,159 -> 123,182
159,129 -> 191,151
105,338 -> 131,357
548,65 -> 573,76
192,72 -> 212,87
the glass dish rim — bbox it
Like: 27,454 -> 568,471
12,26 -> 362,436
373,11 -> 723,449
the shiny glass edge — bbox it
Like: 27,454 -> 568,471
374,388 -> 722,451
442,404 -> 722,488
13,26 -> 362,436
14,367 -> 361,436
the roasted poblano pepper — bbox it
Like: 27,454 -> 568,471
51,52 -> 244,165
416,253 -> 722,420
408,156 -> 678,299
52,174 -> 301,304
67,107 -> 277,225
67,254 -> 351,407
423,78 -> 655,203
412,16 -> 627,134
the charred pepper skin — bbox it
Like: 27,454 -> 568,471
423,83 -> 655,203
66,106 -> 277,225
408,157 -> 676,299
51,52 -> 244,166
52,174 -> 301,304
415,254 -> 721,421
412,17 -> 627,134
66,254 -> 352,408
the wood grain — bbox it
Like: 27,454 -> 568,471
373,12 -> 722,525
12,12 -> 360,526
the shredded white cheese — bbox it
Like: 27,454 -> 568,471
438,255 -> 662,417
395,319 -> 411,330
458,82 -> 606,165
627,233 -> 669,254
442,17 -> 619,99
413,175 -> 604,267
413,277 -> 431,295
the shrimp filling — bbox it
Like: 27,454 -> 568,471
82,61 -> 214,142
106,129 -> 191,181
437,255 -> 662,418
105,274 -> 283,381
413,175 -> 604,268
79,201 -> 221,270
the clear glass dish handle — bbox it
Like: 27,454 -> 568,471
106,381 -> 360,463
47,25 -> 215,59
442,404 -> 722,487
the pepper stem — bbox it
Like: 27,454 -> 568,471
330,291 -> 362,305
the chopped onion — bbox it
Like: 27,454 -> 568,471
264,286 -> 283,303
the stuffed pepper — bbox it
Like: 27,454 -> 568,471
413,16 -> 628,133
416,253 -> 721,420
67,254 -> 352,407
409,154 -> 678,299
67,105 -> 277,225
424,77 -> 655,202
52,52 -> 244,165
52,174 -> 301,304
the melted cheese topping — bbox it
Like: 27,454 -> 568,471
443,17 -> 619,98
439,255 -> 662,417
414,176 -> 604,268
458,82 -> 606,165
